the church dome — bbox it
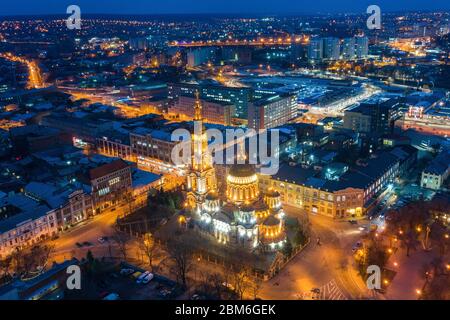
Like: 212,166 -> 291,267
228,164 -> 256,178
226,164 -> 259,203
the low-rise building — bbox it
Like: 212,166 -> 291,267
88,159 -> 132,214
421,150 -> 450,190
24,182 -> 93,230
259,151 -> 401,218
0,194 -> 57,259
0,258 -> 79,300
130,128 -> 179,173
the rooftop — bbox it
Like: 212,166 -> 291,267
89,159 -> 130,180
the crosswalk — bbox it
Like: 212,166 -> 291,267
294,280 -> 348,300
318,280 -> 348,300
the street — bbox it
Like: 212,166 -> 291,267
259,205 -> 368,300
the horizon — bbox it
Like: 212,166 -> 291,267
1,0 -> 450,16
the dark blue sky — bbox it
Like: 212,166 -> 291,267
1,0 -> 449,15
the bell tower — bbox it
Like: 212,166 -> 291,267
185,90 -> 217,213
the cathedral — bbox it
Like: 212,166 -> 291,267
185,92 -> 287,252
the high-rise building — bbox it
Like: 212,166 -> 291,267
355,36 -> 369,59
169,95 -> 235,125
187,48 -> 216,67
343,98 -> 401,135
168,82 -> 253,118
323,37 -> 340,60
308,38 -> 324,61
248,93 -> 298,131
342,37 -> 356,60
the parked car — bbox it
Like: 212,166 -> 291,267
136,271 -> 150,284
120,268 -> 134,276
142,273 -> 154,284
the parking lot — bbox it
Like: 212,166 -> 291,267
67,262 -> 184,300
104,263 -> 183,300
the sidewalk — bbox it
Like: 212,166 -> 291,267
383,247 -> 436,300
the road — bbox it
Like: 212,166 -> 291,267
259,205 -> 369,300
48,205 -> 124,263
0,52 -> 45,89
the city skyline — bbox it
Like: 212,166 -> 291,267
0,3 -> 448,304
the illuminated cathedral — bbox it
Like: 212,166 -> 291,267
185,92 -> 287,252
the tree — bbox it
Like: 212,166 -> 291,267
402,230 -> 420,257
251,276 -> 262,300
232,267 -> 251,300
111,227 -> 130,261
293,229 -> 307,247
139,233 -> 158,271
9,244 -> 54,278
0,256 -> 12,283
281,239 -> 293,258
167,241 -> 193,289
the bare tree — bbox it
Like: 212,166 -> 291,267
251,276 -> 262,300
0,255 -> 12,281
208,272 -> 225,299
232,266 -> 251,300
167,241 -> 193,289
138,232 -> 158,271
111,227 -> 130,261
9,244 -> 54,278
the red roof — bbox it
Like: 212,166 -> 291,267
89,159 -> 129,180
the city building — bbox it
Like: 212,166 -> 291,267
185,93 -> 287,251
0,194 -> 58,259
130,128 -> 180,173
0,258 -> 79,300
168,82 -> 253,118
247,93 -> 298,131
24,182 -> 93,230
88,159 -> 132,214
187,48 -> 217,67
323,37 -> 341,60
169,95 -> 235,125
259,151 -> 402,218
342,37 -> 356,60
355,36 -> 369,59
308,38 -> 323,62
343,98 -> 401,135
40,114 -> 114,143
96,135 -> 135,162
421,150 -> 450,190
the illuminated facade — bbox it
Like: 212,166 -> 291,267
185,91 -> 218,212
185,97 -> 287,250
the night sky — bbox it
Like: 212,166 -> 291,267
1,0 -> 450,15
